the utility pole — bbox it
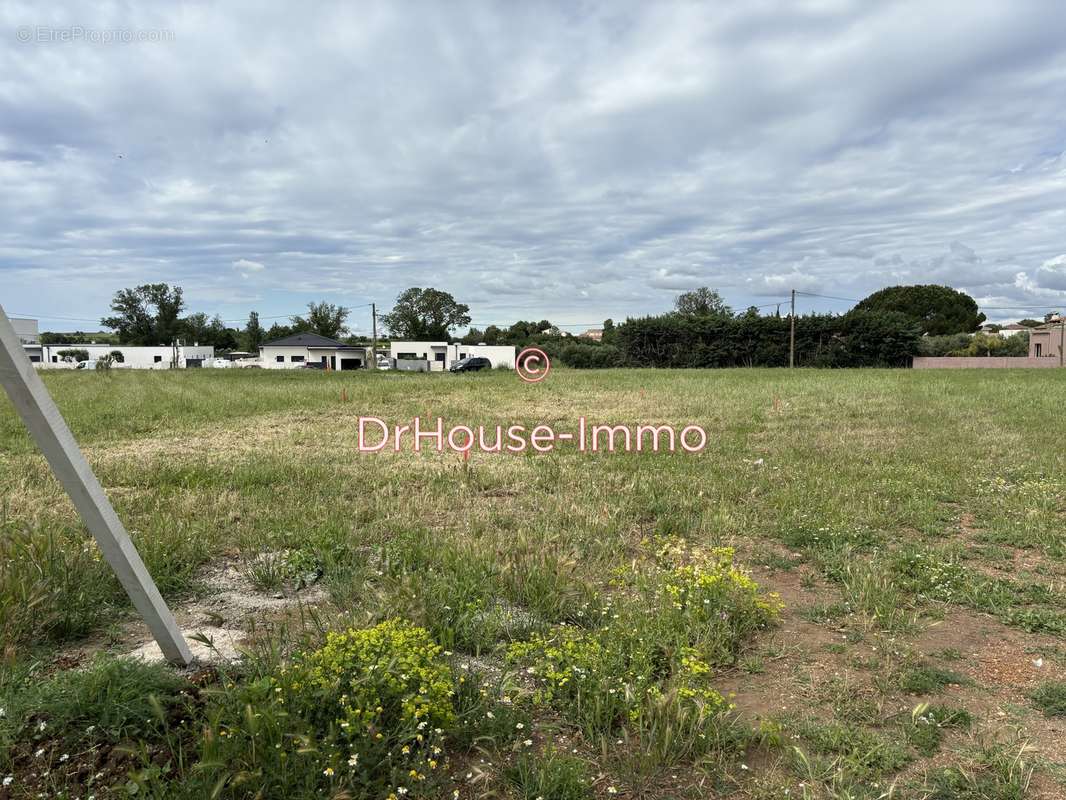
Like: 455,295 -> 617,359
371,303 -> 378,370
1060,311 -> 1064,367
789,289 -> 796,369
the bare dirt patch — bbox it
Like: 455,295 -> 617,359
59,555 -> 329,667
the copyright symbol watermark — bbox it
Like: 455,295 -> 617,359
14,25 -> 175,44
516,347 -> 550,383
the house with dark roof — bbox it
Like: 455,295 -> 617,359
259,332 -> 372,370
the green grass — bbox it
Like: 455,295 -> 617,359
505,749 -> 592,800
1,367 -> 1064,798
1028,682 -> 1066,718
898,663 -> 971,694
0,656 -> 194,769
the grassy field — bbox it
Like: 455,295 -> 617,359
1,368 -> 1065,799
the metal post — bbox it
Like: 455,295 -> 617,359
0,305 -> 192,665
789,289 -> 796,369
371,302 -> 378,370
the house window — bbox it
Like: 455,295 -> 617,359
276,355 -> 285,363
1035,343 -> 1042,357
460,352 -> 468,359
29,355 -> 41,362
435,352 -> 445,362
291,355 -> 305,363
154,355 -> 163,363
398,352 -> 417,359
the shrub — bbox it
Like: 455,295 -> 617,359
614,310 -> 920,368
281,620 -> 454,768
948,331 -> 1030,357
652,547 -> 781,660
917,333 -> 973,357
198,620 -> 457,799
558,343 -> 623,369
55,348 -> 90,363
507,545 -> 777,737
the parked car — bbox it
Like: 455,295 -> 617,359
297,361 -> 326,369
376,356 -> 391,370
449,356 -> 492,373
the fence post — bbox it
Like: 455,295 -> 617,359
0,306 -> 193,665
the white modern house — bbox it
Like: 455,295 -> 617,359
39,342 -> 215,369
259,332 -> 372,370
12,317 -> 42,363
389,341 -> 516,371
12,318 -> 213,368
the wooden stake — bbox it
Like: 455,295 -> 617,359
0,306 -> 192,665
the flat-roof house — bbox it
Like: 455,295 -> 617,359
388,341 -> 516,371
260,332 -> 371,370
39,342 -> 214,368
11,317 -> 42,363
1028,321 -> 1064,360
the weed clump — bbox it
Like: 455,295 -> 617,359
1028,681 -> 1066,718
506,748 -> 591,800
199,620 -> 458,798
898,663 -> 969,694
905,703 -> 973,756
507,543 -> 778,751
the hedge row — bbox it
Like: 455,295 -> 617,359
589,311 -> 922,368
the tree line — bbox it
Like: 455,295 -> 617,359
93,281 -> 1025,368
98,284 -> 355,351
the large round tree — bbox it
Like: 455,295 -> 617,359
854,285 -> 985,335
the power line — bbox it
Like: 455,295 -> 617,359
794,291 -> 862,303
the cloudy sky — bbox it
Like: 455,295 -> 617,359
3,1 -> 1066,333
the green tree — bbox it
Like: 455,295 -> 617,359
674,287 -> 732,318
264,322 -> 294,342
949,331 -> 1029,357
460,327 -> 485,345
180,312 -> 211,344
108,350 -> 125,363
381,288 -> 470,339
1019,319 -> 1043,328
206,315 -> 240,351
291,302 -> 350,339
602,318 -> 616,344
243,311 -> 265,351
102,284 -> 185,345
854,285 -> 985,335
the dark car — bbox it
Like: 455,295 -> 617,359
449,356 -> 492,373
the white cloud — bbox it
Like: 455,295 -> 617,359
1033,254 -> 1066,292
232,258 -> 266,278
2,1 -> 1066,324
